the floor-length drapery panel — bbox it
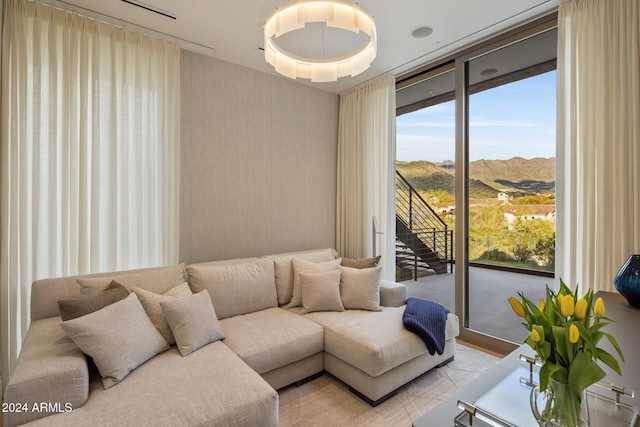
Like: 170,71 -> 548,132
556,0 -> 640,294
0,0 -> 180,388
336,74 -> 396,280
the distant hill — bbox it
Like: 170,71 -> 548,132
469,157 -> 555,191
396,157 -> 555,198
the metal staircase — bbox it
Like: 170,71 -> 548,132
395,171 -> 453,280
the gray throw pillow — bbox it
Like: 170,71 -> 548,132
132,283 -> 192,345
60,293 -> 169,389
58,282 -> 129,321
160,290 -> 225,357
299,269 -> 345,314
78,264 -> 186,296
339,266 -> 382,311
341,256 -> 381,269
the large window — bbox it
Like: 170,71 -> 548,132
395,15 -> 557,352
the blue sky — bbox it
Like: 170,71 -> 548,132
396,71 -> 557,162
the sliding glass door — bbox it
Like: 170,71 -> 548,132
397,14 -> 558,354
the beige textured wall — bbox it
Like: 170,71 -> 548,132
179,50 -> 339,264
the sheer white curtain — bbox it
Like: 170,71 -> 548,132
336,74 -> 396,280
556,0 -> 640,294
1,0 -> 180,386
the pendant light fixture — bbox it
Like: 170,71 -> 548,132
264,0 -> 377,82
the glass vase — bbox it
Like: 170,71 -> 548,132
614,254 -> 640,308
530,378 -> 589,427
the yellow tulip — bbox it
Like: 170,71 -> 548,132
560,294 -> 575,317
539,299 -> 545,311
594,297 -> 605,316
574,298 -> 587,319
531,325 -> 544,343
531,329 -> 541,343
569,323 -> 580,343
509,297 -> 525,317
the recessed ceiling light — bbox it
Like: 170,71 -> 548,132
480,68 -> 498,76
412,26 -> 434,39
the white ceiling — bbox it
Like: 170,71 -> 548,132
53,0 -> 559,94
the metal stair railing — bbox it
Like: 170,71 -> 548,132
395,170 -> 453,280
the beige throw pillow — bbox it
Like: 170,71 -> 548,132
132,283 -> 192,345
289,258 -> 342,308
340,266 -> 382,311
272,248 -> 335,305
60,293 -> 169,389
299,270 -> 345,314
161,290 -> 225,357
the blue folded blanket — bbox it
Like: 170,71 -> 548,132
402,297 -> 449,356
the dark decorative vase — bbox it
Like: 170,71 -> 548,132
614,255 -> 640,308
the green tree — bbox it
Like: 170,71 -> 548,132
511,194 -> 555,205
506,218 -> 555,269
535,232 -> 555,268
469,205 -> 508,260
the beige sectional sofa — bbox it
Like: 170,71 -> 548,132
4,248 -> 459,426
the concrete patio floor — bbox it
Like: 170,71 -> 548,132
402,267 -> 554,344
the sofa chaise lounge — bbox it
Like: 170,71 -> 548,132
4,248 -> 459,426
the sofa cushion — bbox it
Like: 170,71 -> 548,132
341,256 -> 381,269
289,257 -> 342,308
186,258 -> 278,320
161,290 -> 225,356
78,264 -> 185,295
60,293 -> 169,389
301,306 -> 458,377
30,266 -> 184,321
132,282 -> 192,344
339,266 -> 382,312
271,248 -> 335,306
300,270 -> 345,314
3,317 -> 89,427
219,307 -> 324,375
58,282 -> 129,321
25,342 -> 279,427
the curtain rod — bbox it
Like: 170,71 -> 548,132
48,0 -> 216,55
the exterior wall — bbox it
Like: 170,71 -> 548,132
180,50 -> 339,264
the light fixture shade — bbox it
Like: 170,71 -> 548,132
264,0 -> 377,82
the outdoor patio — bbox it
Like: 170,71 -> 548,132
402,267 -> 553,344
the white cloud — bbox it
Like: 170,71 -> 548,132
397,121 -> 455,128
469,120 -> 536,127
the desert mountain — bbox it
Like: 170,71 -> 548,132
396,157 -> 555,197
